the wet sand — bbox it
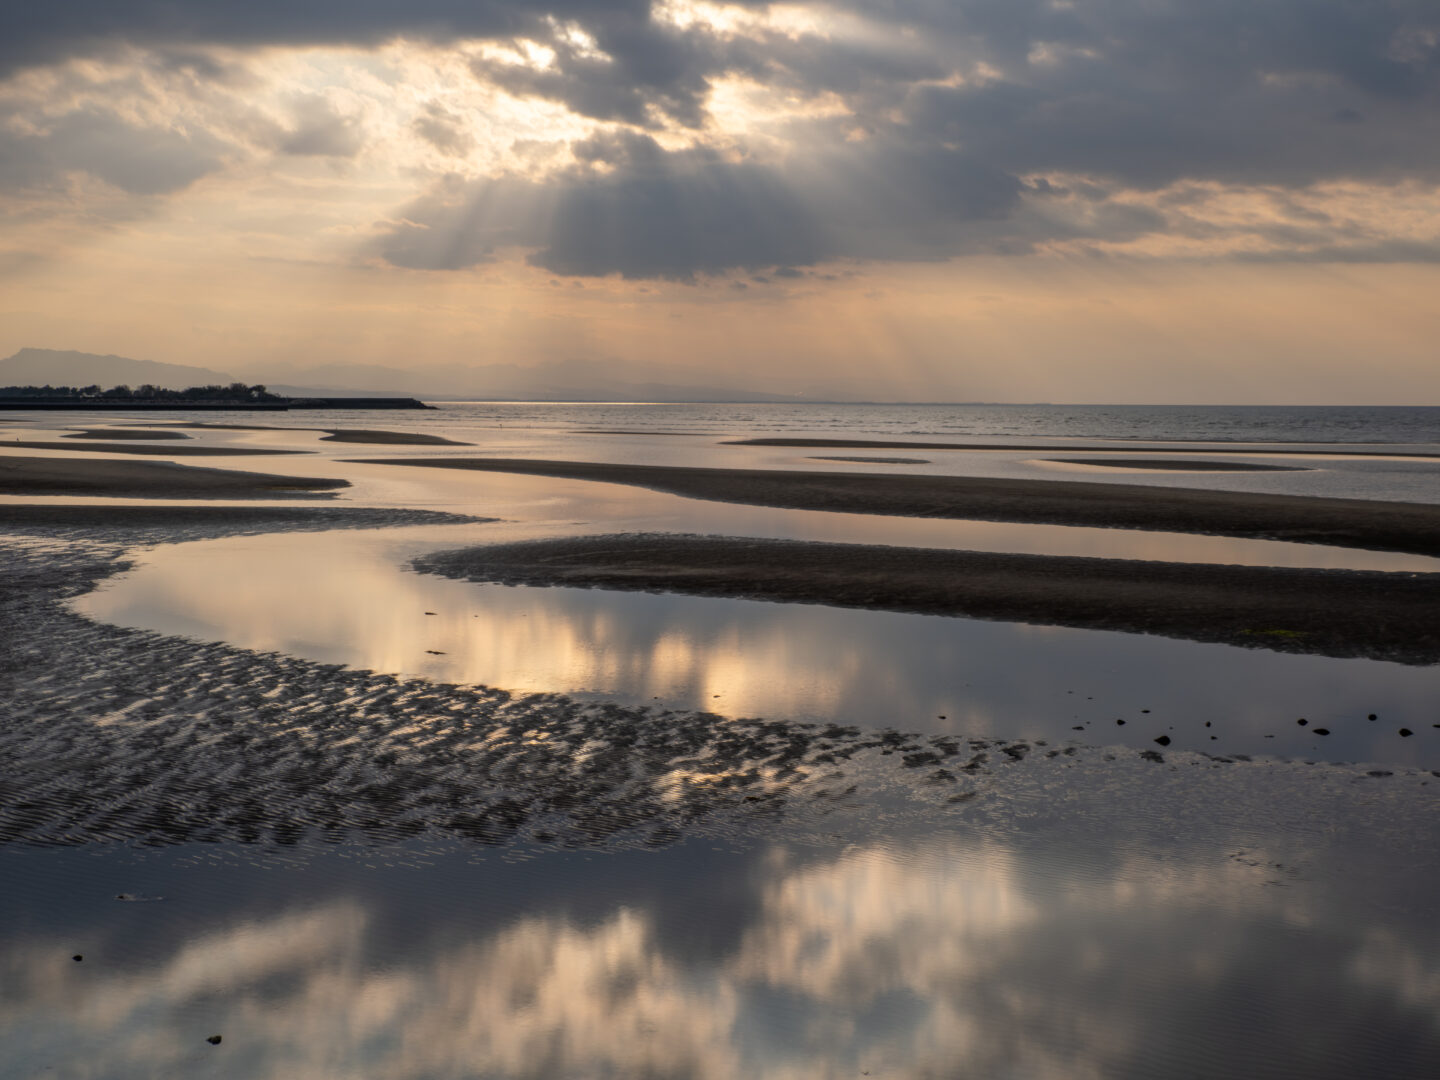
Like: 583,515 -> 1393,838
0,454 -> 347,497
810,455 -> 931,464
321,429 -> 471,446
355,457 -> 1440,556
727,437 -> 1440,458
1047,457 -> 1306,472
415,534 -> 1440,664
62,428 -> 191,440
4,439 -> 312,457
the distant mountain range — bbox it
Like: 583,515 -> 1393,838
0,348 -> 811,403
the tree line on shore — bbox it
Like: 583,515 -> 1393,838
0,382 -> 283,402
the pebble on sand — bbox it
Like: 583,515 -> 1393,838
1399,728 -> 1414,737
1154,735 -> 1171,746
1297,718 -> 1308,726
207,1035 -> 222,1046
72,955 -> 82,962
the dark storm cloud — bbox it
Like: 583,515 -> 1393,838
379,129 -> 1025,277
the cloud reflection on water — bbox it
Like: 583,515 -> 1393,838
5,831 -> 1438,1079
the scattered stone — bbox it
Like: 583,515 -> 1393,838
1154,735 -> 1171,747
1368,713 -> 1378,720
1141,709 -> 1150,713
1116,719 -> 1125,725
1399,728 -> 1414,737
72,955 -> 82,962
1313,728 -> 1330,736
1297,719 -> 1308,726
207,1035 -> 222,1046
424,649 -> 446,655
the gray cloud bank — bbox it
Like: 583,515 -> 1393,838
2,1 -> 1438,276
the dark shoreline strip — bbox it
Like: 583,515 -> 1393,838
727,437 -> 1440,459
320,429 -> 471,446
0,455 -> 347,498
4,440 -> 312,457
414,534 -> 1440,665
1047,457 -> 1306,472
354,457 -> 1440,556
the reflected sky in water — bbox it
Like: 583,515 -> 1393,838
6,801 -> 1440,1080
76,523 -> 1440,768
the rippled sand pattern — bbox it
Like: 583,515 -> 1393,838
0,519 -> 973,850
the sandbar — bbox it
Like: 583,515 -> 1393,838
1046,457 -> 1306,472
320,429 -> 471,446
0,454 -> 347,498
62,428 -> 191,440
810,455 -> 931,465
4,440 -> 311,457
355,457 -> 1440,556
728,437 -> 1440,459
415,533 -> 1440,664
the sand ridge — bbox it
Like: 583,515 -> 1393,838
352,456 -> 1440,556
0,454 -> 348,497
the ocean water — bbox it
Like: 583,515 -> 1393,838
408,401 -> 1440,444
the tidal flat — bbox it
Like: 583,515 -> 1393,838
3,404 -> 1440,1079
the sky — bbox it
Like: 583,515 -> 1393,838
1,0 -> 1438,402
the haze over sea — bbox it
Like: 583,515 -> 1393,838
420,401 -> 1440,444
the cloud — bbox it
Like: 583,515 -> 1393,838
2,1 -> 1438,275
0,106 -> 223,195
277,94 -> 365,157
412,101 -> 475,156
378,128 -> 1027,278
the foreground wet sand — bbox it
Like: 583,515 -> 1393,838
356,457 -> 1440,556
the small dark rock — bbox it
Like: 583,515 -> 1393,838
72,955 -> 82,962
1399,728 -> 1414,737
1204,721 -> 1211,727
1140,709 -> 1150,714
207,1035 -> 222,1046
1116,719 -> 1125,726
1313,728 -> 1330,736
1072,725 -> 1084,731
1297,719 -> 1307,726
1154,735 -> 1171,747
1368,713 -> 1377,721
